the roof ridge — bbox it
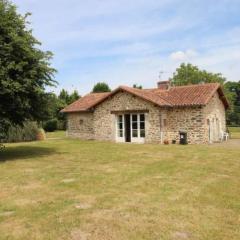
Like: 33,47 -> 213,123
171,82 -> 220,89
119,85 -> 173,106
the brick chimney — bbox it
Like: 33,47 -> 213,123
157,80 -> 170,90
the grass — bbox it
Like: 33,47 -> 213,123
228,127 -> 240,139
0,132 -> 240,240
45,130 -> 66,139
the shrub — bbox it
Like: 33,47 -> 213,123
43,119 -> 58,132
36,128 -> 46,141
5,122 -> 39,143
57,120 -> 66,130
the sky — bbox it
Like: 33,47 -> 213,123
14,0 -> 240,95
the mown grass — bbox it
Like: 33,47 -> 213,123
0,133 -> 239,240
229,127 -> 240,139
45,130 -> 66,139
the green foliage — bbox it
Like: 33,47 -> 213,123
224,81 -> 240,126
92,82 -> 111,93
170,63 -> 226,86
4,122 -> 39,143
133,84 -> 143,89
43,119 -> 58,132
0,0 -> 56,134
59,89 -> 79,105
48,89 -> 80,130
57,120 -> 66,130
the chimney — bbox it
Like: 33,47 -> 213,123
157,80 -> 170,90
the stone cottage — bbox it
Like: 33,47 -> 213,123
61,81 -> 229,144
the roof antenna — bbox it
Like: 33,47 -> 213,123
159,71 -> 165,81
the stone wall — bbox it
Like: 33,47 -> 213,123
202,92 -> 226,143
163,106 -> 205,144
66,112 -> 94,140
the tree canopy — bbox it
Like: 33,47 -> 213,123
224,81 -> 240,126
170,63 -> 226,86
92,82 -> 111,93
0,0 -> 56,135
59,89 -> 79,105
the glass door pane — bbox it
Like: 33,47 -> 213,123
131,114 -> 138,138
140,114 -> 145,137
117,115 -> 123,137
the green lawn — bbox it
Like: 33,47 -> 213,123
45,130 -> 66,139
0,134 -> 240,240
229,127 -> 240,139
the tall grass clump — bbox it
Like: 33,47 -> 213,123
5,122 -> 39,143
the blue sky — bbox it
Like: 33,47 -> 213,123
14,0 -> 240,95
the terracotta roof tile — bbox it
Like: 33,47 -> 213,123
61,92 -> 111,113
61,83 -> 229,113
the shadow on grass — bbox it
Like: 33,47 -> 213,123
0,146 -> 57,162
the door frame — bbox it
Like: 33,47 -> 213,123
130,113 -> 145,143
115,114 -> 125,142
115,113 -> 146,143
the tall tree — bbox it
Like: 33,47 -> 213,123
224,81 -> 240,125
170,63 -> 226,86
0,0 -> 56,139
68,90 -> 80,104
59,89 -> 70,104
92,82 -> 111,93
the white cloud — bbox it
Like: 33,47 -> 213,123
169,49 -> 198,61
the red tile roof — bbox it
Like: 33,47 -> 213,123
61,92 -> 111,113
61,83 -> 229,113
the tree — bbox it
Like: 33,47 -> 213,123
133,84 -> 143,89
57,89 -> 80,127
224,81 -> 240,126
59,89 -> 69,104
68,90 -> 80,104
170,63 -> 226,86
92,82 -> 111,93
0,0 -> 56,141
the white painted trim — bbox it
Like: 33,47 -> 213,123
116,114 -> 125,142
130,113 -> 145,143
115,113 -> 146,143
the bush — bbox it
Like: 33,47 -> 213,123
36,128 -> 46,141
5,122 -> 39,143
57,120 -> 66,130
43,119 -> 58,132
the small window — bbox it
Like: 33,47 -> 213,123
132,122 -> 138,130
132,129 -> 138,137
79,119 -> 84,125
140,129 -> 145,138
132,114 -> 137,122
140,114 -> 145,121
118,130 -> 123,137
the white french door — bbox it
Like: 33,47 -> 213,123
116,115 -> 125,142
116,113 -> 146,143
131,114 -> 145,143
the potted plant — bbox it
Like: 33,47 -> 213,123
163,139 -> 169,145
